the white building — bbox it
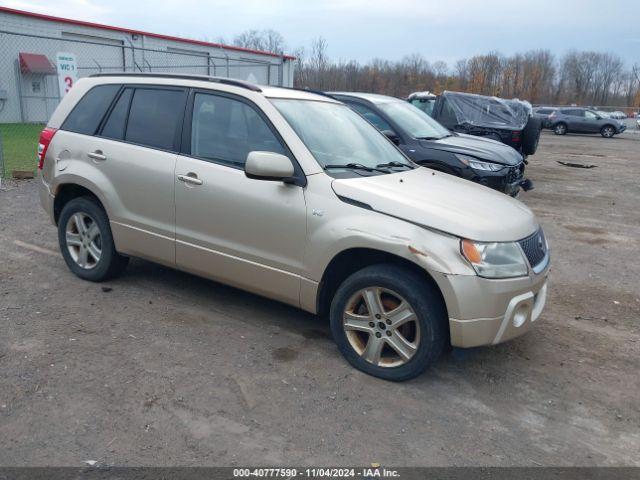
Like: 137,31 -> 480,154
0,6 -> 296,123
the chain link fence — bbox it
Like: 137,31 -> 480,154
0,30 -> 291,179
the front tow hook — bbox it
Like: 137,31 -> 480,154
520,178 -> 534,192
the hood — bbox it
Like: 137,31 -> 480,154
419,133 -> 522,166
332,167 -> 537,242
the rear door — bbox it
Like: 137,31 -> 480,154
90,85 -> 188,264
174,90 -> 307,306
563,109 -> 586,132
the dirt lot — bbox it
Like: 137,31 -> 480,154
0,130 -> 639,467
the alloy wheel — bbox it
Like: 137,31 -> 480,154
343,287 -> 420,367
65,212 -> 102,269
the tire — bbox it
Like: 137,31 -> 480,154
521,116 -> 542,155
553,122 -> 567,135
600,125 -> 616,138
58,196 -> 128,282
329,264 -> 448,381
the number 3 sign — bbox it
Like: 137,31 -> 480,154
56,53 -> 78,98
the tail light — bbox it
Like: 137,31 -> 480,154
37,127 -> 57,170
511,130 -> 521,144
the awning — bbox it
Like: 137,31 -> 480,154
19,53 -> 56,75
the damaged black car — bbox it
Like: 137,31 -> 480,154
407,91 -> 542,158
330,92 -> 533,197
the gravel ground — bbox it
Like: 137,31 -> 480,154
0,130 -> 638,467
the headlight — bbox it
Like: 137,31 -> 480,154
456,154 -> 504,172
461,239 -> 528,278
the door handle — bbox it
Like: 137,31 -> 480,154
177,173 -> 203,186
87,150 -> 106,161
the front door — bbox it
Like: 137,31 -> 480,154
174,91 -> 307,306
584,110 -> 600,133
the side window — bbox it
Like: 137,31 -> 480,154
62,84 -> 120,135
562,109 -> 584,117
585,111 -> 597,120
125,88 -> 187,150
190,92 -> 287,168
101,88 -> 133,140
349,103 -> 394,132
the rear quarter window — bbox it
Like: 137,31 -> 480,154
100,88 -> 133,140
61,84 -> 121,135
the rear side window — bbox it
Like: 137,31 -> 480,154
561,109 -> 584,117
62,84 -> 120,135
101,88 -> 133,140
125,88 -> 187,151
190,92 -> 287,167
537,108 -> 553,114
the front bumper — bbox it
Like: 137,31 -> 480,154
444,260 -> 550,348
464,163 -> 527,196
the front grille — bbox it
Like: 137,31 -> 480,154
519,229 -> 548,268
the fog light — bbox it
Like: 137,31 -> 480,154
513,305 -> 530,328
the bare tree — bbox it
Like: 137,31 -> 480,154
291,36 -> 637,107
233,29 -> 286,54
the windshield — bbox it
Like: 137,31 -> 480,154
409,98 -> 436,117
271,99 -> 412,174
378,101 -> 451,139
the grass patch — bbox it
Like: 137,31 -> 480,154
0,123 -> 44,177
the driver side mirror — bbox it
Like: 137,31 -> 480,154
381,130 -> 400,145
245,151 -> 295,182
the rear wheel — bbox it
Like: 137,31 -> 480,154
329,264 -> 447,381
600,125 -> 616,138
58,197 -> 128,282
553,122 -> 567,135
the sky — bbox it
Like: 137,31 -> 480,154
1,0 -> 638,66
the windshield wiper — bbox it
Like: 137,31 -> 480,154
376,161 -> 414,170
416,134 -> 453,140
324,163 -> 390,173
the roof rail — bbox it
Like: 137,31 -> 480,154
89,72 -> 262,92
275,86 -> 339,101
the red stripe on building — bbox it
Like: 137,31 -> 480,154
0,6 -> 296,60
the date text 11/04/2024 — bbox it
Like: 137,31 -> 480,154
232,467 -> 400,478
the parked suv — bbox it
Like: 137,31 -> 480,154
331,92 -> 531,196
549,108 -> 627,137
532,107 -> 557,128
408,91 -> 542,157
38,73 -> 549,381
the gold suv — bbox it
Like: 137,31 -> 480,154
38,74 -> 549,381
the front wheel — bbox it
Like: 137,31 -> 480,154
600,125 -> 616,138
329,264 -> 448,381
58,196 -> 129,282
